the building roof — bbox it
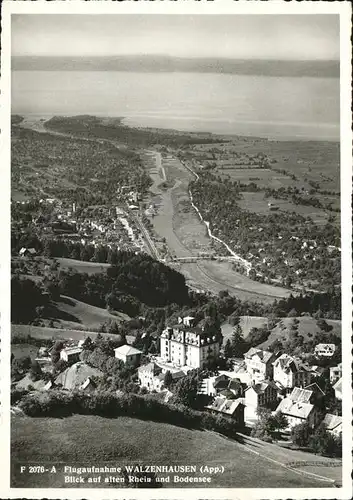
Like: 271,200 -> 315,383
137,362 -> 162,374
276,397 -> 314,420
114,344 -> 142,356
289,387 -> 313,404
273,353 -> 299,372
246,380 -> 278,395
322,413 -> 342,431
304,383 -> 325,396
55,362 -> 104,390
206,397 -> 244,416
244,347 -> 274,364
62,346 -> 82,356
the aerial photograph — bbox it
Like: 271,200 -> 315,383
10,14 -> 344,489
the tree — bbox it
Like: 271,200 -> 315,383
173,371 -> 199,408
291,422 -> 312,448
224,339 -> 233,359
309,424 -> 340,457
164,370 -> 173,388
231,324 -> 246,357
29,360 -> 43,381
51,341 -> 64,365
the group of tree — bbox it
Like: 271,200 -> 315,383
291,422 -> 341,457
251,408 -> 288,442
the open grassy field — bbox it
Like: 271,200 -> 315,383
11,343 -> 39,361
57,258 -> 111,275
221,316 -> 269,343
260,316 -> 341,349
49,295 -> 129,330
238,192 -> 333,225
11,414 -> 335,488
222,315 -> 341,348
11,324 -> 121,342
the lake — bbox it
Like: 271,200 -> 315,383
11,71 -> 340,141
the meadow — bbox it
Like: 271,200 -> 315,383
11,414 -> 334,488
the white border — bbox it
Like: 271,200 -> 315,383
1,1 -> 352,499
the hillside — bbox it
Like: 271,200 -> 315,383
50,295 -> 129,330
11,414 -> 335,488
260,316 -> 341,349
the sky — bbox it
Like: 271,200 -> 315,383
12,14 -> 340,61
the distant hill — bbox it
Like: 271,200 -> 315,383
12,55 -> 339,78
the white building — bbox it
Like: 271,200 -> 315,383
314,344 -> 336,358
272,354 -> 312,390
160,316 -> 221,370
330,363 -> 342,384
244,348 -> 276,383
60,347 -> 82,363
114,345 -> 142,367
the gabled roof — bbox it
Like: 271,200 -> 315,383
244,348 -> 274,364
246,380 -> 278,395
304,383 -> 325,396
206,397 -> 244,416
289,387 -> 313,404
114,344 -> 142,356
322,413 -> 342,431
276,397 -> 314,420
55,362 -> 103,390
137,362 -> 161,374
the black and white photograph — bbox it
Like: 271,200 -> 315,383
1,1 -> 352,498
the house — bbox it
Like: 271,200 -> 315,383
60,346 -> 82,363
272,354 -> 312,390
333,377 -> 342,400
322,414 -> 342,437
245,380 -> 279,411
288,385 -> 325,407
138,362 -> 163,391
199,374 -> 230,396
114,345 -> 142,367
19,247 -> 37,257
330,363 -> 342,384
275,397 -> 320,429
160,316 -> 222,370
244,348 -> 276,383
206,397 -> 245,426
314,343 -> 336,358
137,362 -> 184,392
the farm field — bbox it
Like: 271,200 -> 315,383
11,414 -> 335,488
191,138 -> 340,191
57,258 -> 111,275
218,168 -> 297,189
238,191 -> 333,225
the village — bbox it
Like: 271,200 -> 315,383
12,314 -> 343,444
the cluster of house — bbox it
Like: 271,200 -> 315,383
135,317 -> 342,435
15,315 -> 342,437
